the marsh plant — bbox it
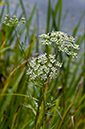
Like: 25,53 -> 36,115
3,14 -> 25,27
26,31 -> 79,128
27,31 -> 79,84
3,15 -> 27,59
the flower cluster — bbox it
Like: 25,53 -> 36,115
39,31 -> 79,57
27,53 -> 62,82
3,14 -> 25,27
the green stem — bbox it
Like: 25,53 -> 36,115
14,27 -> 30,66
34,88 -> 42,129
38,85 -> 45,128
59,52 -> 65,109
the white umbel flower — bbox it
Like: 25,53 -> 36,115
27,54 -> 62,82
39,31 -> 79,58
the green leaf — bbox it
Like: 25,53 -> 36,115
34,86 -> 40,97
62,8 -> 69,25
39,111 -> 56,116
58,0 -> 62,30
58,98 -> 75,129
46,0 -> 51,33
44,90 -> 51,95
21,103 -> 36,112
0,45 -> 14,53
69,52 -> 84,88
73,10 -> 85,36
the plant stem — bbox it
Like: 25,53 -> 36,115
34,88 -> 42,129
14,27 -> 30,66
59,52 -> 65,109
38,85 -> 45,128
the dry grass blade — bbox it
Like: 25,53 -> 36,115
0,93 -> 38,101
76,115 -> 85,128
54,108 -> 66,127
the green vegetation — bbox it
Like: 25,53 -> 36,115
0,0 -> 85,129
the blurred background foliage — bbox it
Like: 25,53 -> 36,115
0,0 -> 85,128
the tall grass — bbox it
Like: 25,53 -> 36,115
0,0 -> 85,129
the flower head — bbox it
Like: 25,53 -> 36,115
27,53 -> 62,82
39,31 -> 79,57
3,14 -> 25,27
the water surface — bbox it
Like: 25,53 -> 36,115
9,0 -> 85,35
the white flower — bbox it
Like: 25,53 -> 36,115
37,70 -> 43,76
51,67 -> 56,72
49,54 -> 55,59
48,63 -> 52,68
50,38 -> 57,42
39,31 -> 79,58
27,68 -> 33,75
41,74 -> 47,80
50,59 -> 56,63
27,53 -> 62,82
56,62 -> 62,67
49,72 -> 57,79
39,34 -> 50,39
44,67 -> 49,74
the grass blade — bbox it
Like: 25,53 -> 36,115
57,0 -> 62,30
58,98 -> 75,129
73,10 -> 85,36
46,0 -> 51,33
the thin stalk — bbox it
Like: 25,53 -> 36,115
59,52 -> 65,109
42,84 -> 45,111
38,85 -> 46,128
36,9 -> 39,53
34,88 -> 42,129
14,27 -> 30,66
